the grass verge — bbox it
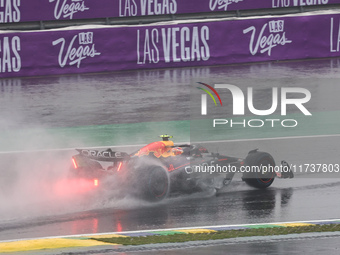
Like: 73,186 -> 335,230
91,224 -> 340,246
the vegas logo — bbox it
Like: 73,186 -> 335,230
52,31 -> 101,68
243,20 -> 292,56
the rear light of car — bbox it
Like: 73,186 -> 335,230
94,179 -> 99,187
72,157 -> 78,169
117,162 -> 123,172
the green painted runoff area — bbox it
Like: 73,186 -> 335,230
0,111 -> 339,152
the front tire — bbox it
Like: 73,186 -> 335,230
242,151 -> 276,189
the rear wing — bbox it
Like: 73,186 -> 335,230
75,149 -> 130,162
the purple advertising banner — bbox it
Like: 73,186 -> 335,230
1,12 -> 340,78
2,0 -> 340,23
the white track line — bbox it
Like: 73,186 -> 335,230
198,133 -> 340,144
1,218 -> 339,243
1,133 -> 340,154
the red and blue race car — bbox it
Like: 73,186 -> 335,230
70,135 -> 293,202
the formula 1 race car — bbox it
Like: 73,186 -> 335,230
69,135 -> 294,202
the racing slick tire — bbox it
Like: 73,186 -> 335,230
139,166 -> 170,202
242,151 -> 276,189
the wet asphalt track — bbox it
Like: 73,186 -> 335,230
0,59 -> 340,242
0,136 -> 340,241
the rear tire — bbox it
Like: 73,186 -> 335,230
242,151 -> 276,189
140,166 -> 170,202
